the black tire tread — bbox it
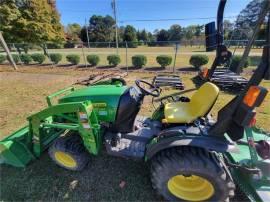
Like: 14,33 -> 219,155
151,146 -> 235,201
48,134 -> 89,171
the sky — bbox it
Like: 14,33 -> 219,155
56,0 -> 251,32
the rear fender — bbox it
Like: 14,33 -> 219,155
146,134 -> 238,160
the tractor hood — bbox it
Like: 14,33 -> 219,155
59,85 -> 128,122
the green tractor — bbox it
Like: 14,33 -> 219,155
1,56 -> 270,201
1,2 -> 270,202
1,78 -> 237,201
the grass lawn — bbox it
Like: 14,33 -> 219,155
0,65 -> 269,201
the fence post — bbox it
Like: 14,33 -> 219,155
173,43 -> 179,73
125,41 -> 128,74
81,43 -> 87,68
85,18 -> 90,48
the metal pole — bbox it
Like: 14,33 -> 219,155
125,41 -> 128,74
173,43 -> 179,73
267,12 -> 270,74
0,32 -> 17,70
85,18 -> 90,49
81,44 -> 87,68
112,0 -> 119,54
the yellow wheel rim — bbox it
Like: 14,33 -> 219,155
167,175 -> 214,201
54,151 -> 77,168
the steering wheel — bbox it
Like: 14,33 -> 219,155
135,79 -> 161,97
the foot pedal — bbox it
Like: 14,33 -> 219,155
105,133 -> 146,159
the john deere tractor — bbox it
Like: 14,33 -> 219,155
1,1 -> 270,201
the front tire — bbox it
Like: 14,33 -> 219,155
151,147 -> 235,201
49,134 -> 89,171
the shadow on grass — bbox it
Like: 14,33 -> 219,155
191,75 -> 205,89
38,63 -> 53,67
0,150 -> 159,201
76,64 -> 95,70
57,64 -> 75,68
144,66 -> 165,71
120,66 -> 142,71
96,65 -> 116,69
177,66 -> 198,72
192,50 -> 210,53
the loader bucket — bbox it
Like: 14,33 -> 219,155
0,126 -> 35,167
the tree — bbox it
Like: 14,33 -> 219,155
168,24 -> 182,41
156,29 -> 170,42
257,24 -> 267,40
80,26 -> 88,43
223,20 -> 234,40
137,29 -> 148,42
148,32 -> 155,41
183,27 -> 194,40
66,23 -> 81,42
86,15 -> 115,42
234,0 -> 265,40
0,0 -> 65,44
118,26 -> 126,43
123,25 -> 138,47
194,25 -> 203,38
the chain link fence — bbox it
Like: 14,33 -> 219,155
0,40 -> 265,71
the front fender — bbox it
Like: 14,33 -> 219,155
145,135 -> 238,160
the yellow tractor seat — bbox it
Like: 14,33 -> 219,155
163,82 -> 219,124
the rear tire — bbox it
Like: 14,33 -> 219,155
49,134 -> 89,171
151,146 -> 235,201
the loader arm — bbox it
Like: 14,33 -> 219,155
0,101 -> 100,167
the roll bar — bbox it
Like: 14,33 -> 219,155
206,0 -> 229,79
209,4 -> 270,141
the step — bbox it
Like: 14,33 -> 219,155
105,134 -> 146,159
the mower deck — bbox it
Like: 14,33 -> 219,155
226,128 -> 270,202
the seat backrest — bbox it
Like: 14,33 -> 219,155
190,82 -> 219,117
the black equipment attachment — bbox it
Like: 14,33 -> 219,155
152,74 -> 185,90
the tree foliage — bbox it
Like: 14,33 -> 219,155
156,29 -> 170,42
88,15 -> 115,42
168,24 -> 182,41
137,29 -> 149,42
65,23 -> 81,42
0,0 -> 65,44
123,25 -> 137,42
79,15 -> 207,46
234,0 -> 265,40
123,25 -> 138,47
182,25 -> 203,40
223,20 -> 234,40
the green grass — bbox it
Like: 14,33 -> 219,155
0,66 -> 269,201
0,151 -> 158,201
